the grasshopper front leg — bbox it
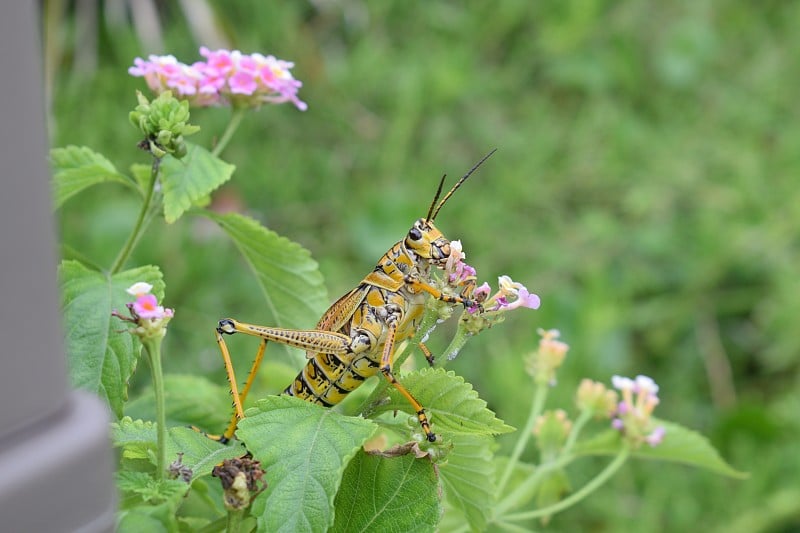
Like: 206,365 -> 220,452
379,307 -> 437,442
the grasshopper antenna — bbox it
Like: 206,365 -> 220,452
425,174 -> 448,222
429,148 -> 497,221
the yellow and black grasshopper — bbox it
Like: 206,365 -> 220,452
215,150 -> 495,443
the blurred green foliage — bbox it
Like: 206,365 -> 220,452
50,1 -> 800,530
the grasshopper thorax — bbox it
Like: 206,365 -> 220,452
404,217 -> 452,266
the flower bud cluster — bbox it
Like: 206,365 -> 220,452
575,379 -> 618,419
129,91 -> 199,158
534,409 -> 572,456
525,329 -> 569,386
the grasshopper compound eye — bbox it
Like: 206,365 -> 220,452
408,227 -> 423,241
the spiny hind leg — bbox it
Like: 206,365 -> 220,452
379,313 -> 436,442
215,318 -> 353,442
217,331 -> 268,443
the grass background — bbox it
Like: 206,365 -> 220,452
49,1 -> 799,531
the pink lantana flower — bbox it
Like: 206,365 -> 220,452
129,47 -> 307,111
610,374 -> 666,448
133,293 -> 174,320
113,282 -> 174,341
482,275 -> 541,313
444,240 -> 478,286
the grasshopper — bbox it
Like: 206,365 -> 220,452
215,150 -> 496,443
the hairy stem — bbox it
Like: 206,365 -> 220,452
497,382 -> 548,493
226,509 -> 244,533
110,157 -> 160,274
212,108 -> 245,157
504,445 -> 631,522
143,338 -> 167,481
494,452 -> 574,516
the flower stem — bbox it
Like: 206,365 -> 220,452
440,321 -> 472,363
110,157 -> 160,274
143,338 -> 167,480
494,452 -> 574,516
562,409 -> 592,456
497,382 -> 548,494
212,108 -> 245,157
503,445 -> 631,523
226,509 -> 244,533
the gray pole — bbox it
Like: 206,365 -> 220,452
0,2 -> 116,531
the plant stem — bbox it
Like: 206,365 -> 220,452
497,382 -> 548,493
562,409 -> 592,456
494,452 -> 574,516
144,339 -> 167,481
439,320 -> 472,362
226,509 -> 244,533
503,445 -> 631,523
110,157 -> 160,274
212,108 -> 245,157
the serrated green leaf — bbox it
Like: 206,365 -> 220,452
202,211 -> 329,330
111,417 -> 157,459
439,434 -> 496,531
368,368 -> 515,437
160,142 -> 235,223
51,145 -> 135,208
59,260 -> 164,417
574,420 -> 747,478
332,449 -> 440,533
236,395 -> 377,533
116,472 -> 188,533
125,374 -> 233,431
165,427 -> 245,479
116,471 -> 190,503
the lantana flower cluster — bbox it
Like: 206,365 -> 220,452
112,282 -> 174,341
442,241 -> 540,319
420,240 -> 540,360
611,375 -> 666,447
444,241 -> 541,335
129,47 -> 307,111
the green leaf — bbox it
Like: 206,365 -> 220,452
439,434 -> 496,531
160,142 -> 235,223
111,418 -> 243,478
111,417 -> 157,460
130,163 -> 154,193
165,426 -> 245,479
116,471 -> 190,503
116,471 -> 188,533
332,449 -> 440,533
574,420 -> 747,478
51,145 -> 135,208
125,374 -> 233,431
367,368 -> 515,437
202,211 -> 329,330
117,510 -> 170,533
236,395 -> 377,533
58,260 -> 164,417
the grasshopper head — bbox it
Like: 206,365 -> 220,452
404,218 -> 452,266
405,150 -> 496,267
